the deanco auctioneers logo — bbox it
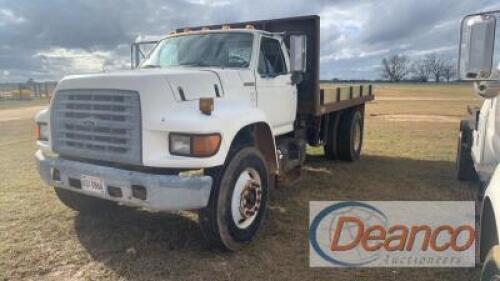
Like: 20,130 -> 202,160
309,201 -> 475,267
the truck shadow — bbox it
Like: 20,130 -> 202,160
293,153 -> 479,201
73,207 -> 211,266
72,154 -> 479,280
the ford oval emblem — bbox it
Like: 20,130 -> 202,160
82,119 -> 96,128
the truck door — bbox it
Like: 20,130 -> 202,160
473,99 -> 490,165
472,98 -> 500,181
255,36 -> 296,135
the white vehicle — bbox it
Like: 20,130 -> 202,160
455,9 -> 500,280
35,16 -> 374,250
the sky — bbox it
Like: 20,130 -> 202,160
0,0 -> 499,83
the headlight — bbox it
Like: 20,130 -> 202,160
36,122 -> 49,141
169,133 -> 221,157
170,134 -> 191,155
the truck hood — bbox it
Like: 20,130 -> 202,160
56,68 -> 224,102
54,68 -> 255,131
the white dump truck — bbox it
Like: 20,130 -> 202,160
455,9 -> 500,279
35,16 -> 374,250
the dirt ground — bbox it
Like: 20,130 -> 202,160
0,83 -> 483,281
0,106 -> 46,122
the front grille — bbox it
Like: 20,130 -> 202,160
51,89 -> 141,165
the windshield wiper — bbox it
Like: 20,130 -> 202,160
182,62 -> 223,68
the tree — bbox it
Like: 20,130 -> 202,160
410,59 -> 431,82
380,55 -> 409,82
424,54 -> 446,82
442,62 -> 456,82
26,78 -> 37,97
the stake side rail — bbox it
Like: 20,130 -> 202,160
317,84 -> 374,115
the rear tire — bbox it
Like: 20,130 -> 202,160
54,187 -> 117,214
198,146 -> 269,251
337,109 -> 364,161
456,119 -> 478,181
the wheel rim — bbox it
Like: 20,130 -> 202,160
353,120 -> 362,153
231,168 -> 262,229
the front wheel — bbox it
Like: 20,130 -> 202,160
456,119 -> 478,181
481,246 -> 500,281
198,146 -> 269,251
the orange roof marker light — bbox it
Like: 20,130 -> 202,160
245,24 -> 255,30
221,25 -> 231,30
201,27 -> 210,31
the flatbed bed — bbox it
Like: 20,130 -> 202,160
318,84 -> 374,115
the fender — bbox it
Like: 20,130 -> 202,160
482,165 -> 500,260
144,98 -> 279,170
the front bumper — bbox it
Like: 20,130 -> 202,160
35,150 -> 213,211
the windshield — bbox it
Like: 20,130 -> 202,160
141,33 -> 253,68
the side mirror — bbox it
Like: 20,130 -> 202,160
460,14 -> 496,80
290,34 -> 307,73
290,71 -> 303,85
474,81 -> 500,99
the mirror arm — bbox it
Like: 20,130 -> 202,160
290,71 -> 304,85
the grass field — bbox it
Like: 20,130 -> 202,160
0,84 -> 483,281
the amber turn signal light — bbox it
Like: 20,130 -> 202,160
35,124 -> 40,139
35,122 -> 48,141
199,97 -> 214,115
169,133 -> 221,157
192,134 -> 221,157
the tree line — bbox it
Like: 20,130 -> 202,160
380,54 -> 456,83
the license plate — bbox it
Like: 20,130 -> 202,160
81,175 -> 106,195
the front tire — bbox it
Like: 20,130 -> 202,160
456,119 -> 477,181
481,246 -> 500,281
481,200 -> 499,263
198,146 -> 269,251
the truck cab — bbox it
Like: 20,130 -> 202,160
455,10 -> 500,278
35,15 -> 373,250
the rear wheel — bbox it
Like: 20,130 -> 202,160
54,187 -> 117,214
198,146 -> 269,251
337,109 -> 364,161
456,119 -> 478,181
